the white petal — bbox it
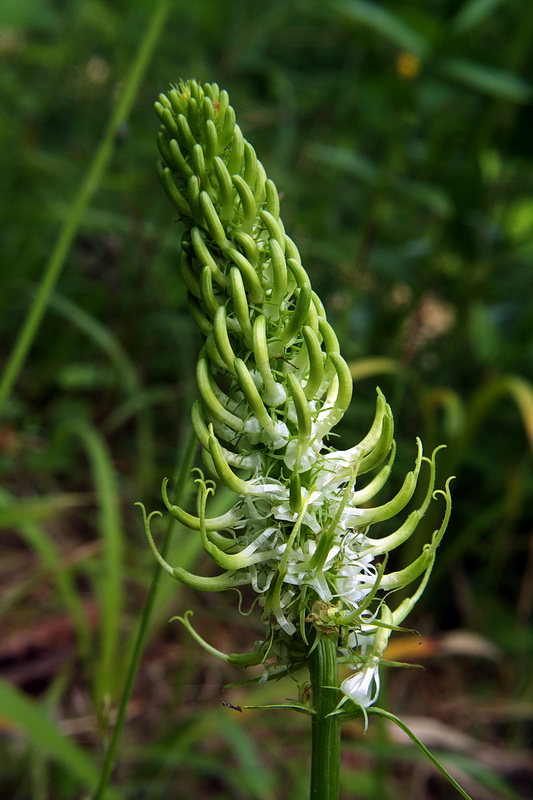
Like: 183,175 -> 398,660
340,662 -> 380,708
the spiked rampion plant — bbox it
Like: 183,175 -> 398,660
139,80 -> 455,800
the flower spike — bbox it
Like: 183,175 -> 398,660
143,79 -> 452,712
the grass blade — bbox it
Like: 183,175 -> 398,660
0,678 -> 120,800
0,0 -> 170,415
339,0 -> 431,57
46,291 -> 139,395
451,0 -> 508,34
368,707 -> 473,799
440,58 -> 532,102
64,419 -> 124,702
0,488 -> 91,657
91,426 -> 198,800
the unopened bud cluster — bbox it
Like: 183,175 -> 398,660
140,80 -> 451,709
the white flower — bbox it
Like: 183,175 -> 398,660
340,659 -> 380,708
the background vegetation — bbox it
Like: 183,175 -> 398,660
1,0 -> 532,798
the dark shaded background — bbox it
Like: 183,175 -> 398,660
1,1 -> 532,798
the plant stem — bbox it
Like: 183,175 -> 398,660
309,633 -> 341,800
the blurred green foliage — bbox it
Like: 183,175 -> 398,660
1,0 -> 532,798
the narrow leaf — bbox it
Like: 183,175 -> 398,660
0,679 -> 119,800
451,0 -> 508,34
368,707 -> 473,799
339,0 -> 431,57
64,420 -> 125,700
440,58 -> 532,102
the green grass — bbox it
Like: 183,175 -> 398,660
1,0 -> 532,797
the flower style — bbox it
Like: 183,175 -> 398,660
139,79 -> 452,711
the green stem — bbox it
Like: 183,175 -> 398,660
0,0 -> 170,416
309,633 -> 341,800
92,426 -> 197,800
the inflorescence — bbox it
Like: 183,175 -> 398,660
139,79 -> 452,711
